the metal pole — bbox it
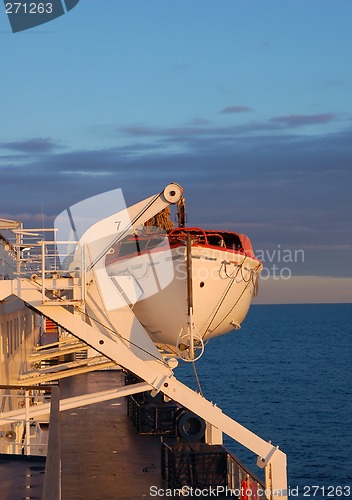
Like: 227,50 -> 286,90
41,241 -> 46,303
25,389 -> 31,455
186,233 -> 194,360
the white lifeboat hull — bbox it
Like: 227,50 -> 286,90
106,237 -> 262,352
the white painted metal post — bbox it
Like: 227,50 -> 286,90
25,389 -> 31,455
41,241 -> 46,303
205,422 -> 223,445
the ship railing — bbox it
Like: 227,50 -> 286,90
36,239 -> 87,305
0,384 -> 52,456
227,450 -> 266,499
161,439 -> 266,498
128,393 -> 180,436
11,228 -> 60,276
11,228 -> 87,304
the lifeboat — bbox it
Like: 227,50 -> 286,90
105,226 -> 262,360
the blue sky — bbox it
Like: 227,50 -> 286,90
0,0 -> 351,303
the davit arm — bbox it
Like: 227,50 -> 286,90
0,181 -> 287,499
72,182 -> 184,270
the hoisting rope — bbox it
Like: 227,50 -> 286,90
202,260 -> 261,338
144,206 -> 174,232
29,277 -> 168,367
176,197 -> 186,228
77,308 -> 168,366
87,191 -> 164,270
33,279 -> 207,404
192,359 -> 204,397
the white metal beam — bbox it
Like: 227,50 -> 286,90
19,359 -> 116,384
0,381 -> 151,425
29,343 -> 88,361
0,278 -> 287,499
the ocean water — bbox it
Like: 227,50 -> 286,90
176,304 -> 352,499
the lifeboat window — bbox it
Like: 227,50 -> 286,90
114,235 -> 167,258
207,234 -> 225,247
118,241 -> 140,258
169,228 -> 207,245
144,236 -> 167,250
222,234 -> 243,250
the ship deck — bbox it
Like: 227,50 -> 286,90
0,453 -> 46,499
60,370 -> 165,500
0,371 -> 167,500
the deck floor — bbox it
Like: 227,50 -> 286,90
60,371 -> 166,500
0,454 -> 46,500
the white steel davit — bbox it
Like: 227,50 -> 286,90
0,183 -> 288,499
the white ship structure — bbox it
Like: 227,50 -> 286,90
0,183 -> 288,499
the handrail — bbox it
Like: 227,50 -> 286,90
0,384 -> 52,391
161,440 -> 265,496
227,450 -> 265,495
0,385 -> 50,456
169,227 -> 208,245
9,235 -> 87,304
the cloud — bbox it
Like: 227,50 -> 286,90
117,121 -> 280,147
116,114 -> 338,151
0,137 -> 63,153
270,113 -> 336,128
118,125 -> 157,137
114,110 -> 339,154
187,118 -> 211,126
0,125 -> 351,281
220,105 -> 253,114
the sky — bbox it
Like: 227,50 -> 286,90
0,0 -> 351,304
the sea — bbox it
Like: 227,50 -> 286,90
177,303 -> 352,500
